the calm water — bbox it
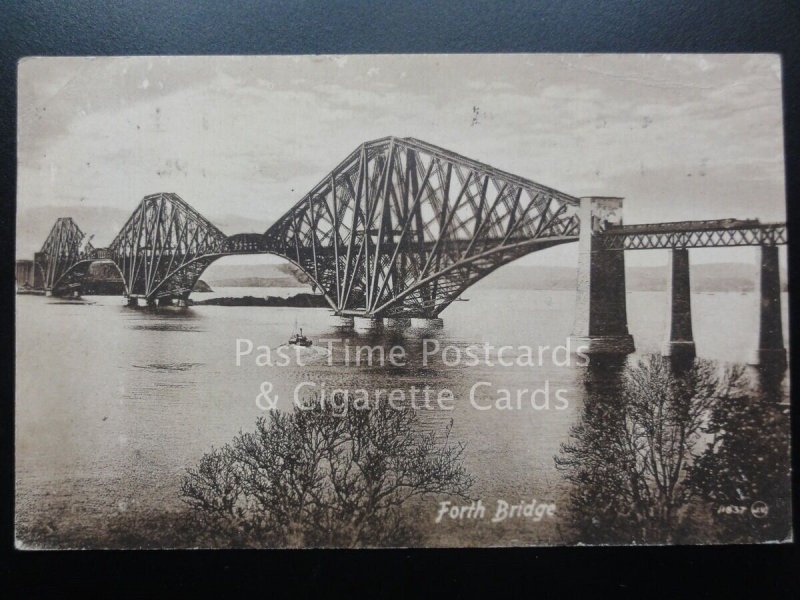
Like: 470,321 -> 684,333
15,287 -> 790,547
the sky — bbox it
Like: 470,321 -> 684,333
16,54 -> 787,267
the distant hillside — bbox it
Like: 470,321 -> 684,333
208,276 -> 301,288
203,263 -> 301,288
206,262 -> 787,293
79,261 -> 213,294
87,261 -> 124,281
472,263 -> 789,293
204,214 -> 272,237
29,226 -> 784,294
18,205 -> 785,294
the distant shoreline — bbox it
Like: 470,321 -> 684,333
192,293 -> 327,308
206,262 -> 788,294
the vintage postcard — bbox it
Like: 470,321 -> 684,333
15,54 -> 790,548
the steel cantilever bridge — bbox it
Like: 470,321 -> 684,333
32,136 -> 787,324
36,137 -> 584,316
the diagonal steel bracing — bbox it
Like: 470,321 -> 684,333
263,137 -> 581,317
33,139 -> 584,310
37,217 -> 94,293
107,193 -> 228,299
599,220 -> 788,250
34,137 -> 784,315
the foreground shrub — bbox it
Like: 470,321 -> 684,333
181,395 -> 473,547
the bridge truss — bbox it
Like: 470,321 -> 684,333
30,137 -> 787,318
264,137 -> 580,317
37,217 -> 93,293
600,220 -> 787,250
35,140 -> 581,310
107,193 -> 228,299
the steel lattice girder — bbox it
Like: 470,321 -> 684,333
599,223 -> 787,250
33,140 -> 582,307
262,137 -> 581,317
107,193 -> 228,298
36,138 -> 788,312
38,217 -> 90,291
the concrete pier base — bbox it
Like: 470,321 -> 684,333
410,317 -> 444,330
330,315 -> 354,330
748,245 -> 786,367
173,298 -> 189,308
383,317 -> 411,330
44,290 -> 53,297
127,297 -> 150,308
662,340 -> 696,358
569,335 -> 635,355
353,316 -> 382,333
661,248 -> 696,360
569,196 -> 635,355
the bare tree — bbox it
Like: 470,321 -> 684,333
555,356 -> 745,544
181,395 -> 473,547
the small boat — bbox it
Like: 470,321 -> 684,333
288,321 -> 312,347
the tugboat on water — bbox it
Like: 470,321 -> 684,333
288,320 -> 313,347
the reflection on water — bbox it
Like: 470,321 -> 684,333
15,288 -> 790,547
132,363 -> 205,372
555,356 -> 790,545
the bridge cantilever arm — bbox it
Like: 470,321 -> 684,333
370,234 -> 578,316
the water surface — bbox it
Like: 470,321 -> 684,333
15,287 -> 790,546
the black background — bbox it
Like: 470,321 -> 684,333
1,1 -> 798,596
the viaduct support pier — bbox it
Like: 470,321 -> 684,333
126,296 -> 189,308
569,197 -> 635,355
661,248 -> 696,360
749,245 -> 786,367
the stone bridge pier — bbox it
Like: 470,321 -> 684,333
568,198 -> 786,363
569,197 -> 635,355
659,244 -> 786,367
749,245 -> 786,367
661,248 -> 696,360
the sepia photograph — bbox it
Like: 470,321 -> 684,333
14,53 -> 790,549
